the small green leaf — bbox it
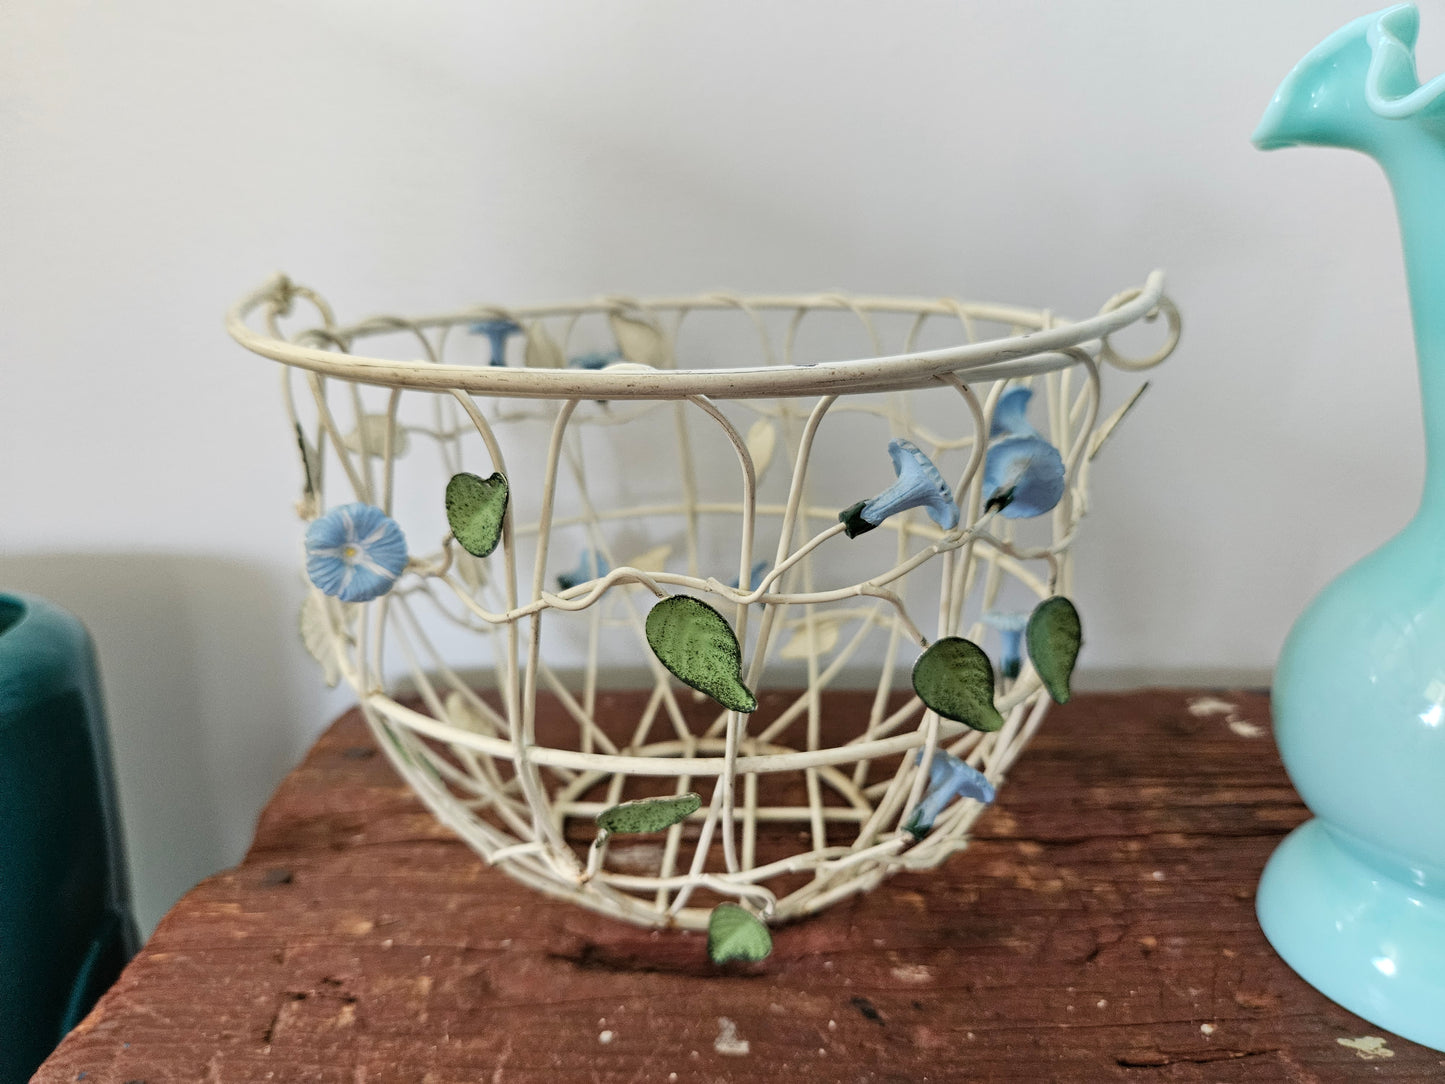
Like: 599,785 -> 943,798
707,903 -> 772,964
645,596 -> 757,713
1027,596 -> 1082,704
911,637 -> 1005,732
596,792 -> 701,834
446,471 -> 509,558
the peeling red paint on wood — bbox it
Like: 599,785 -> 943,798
35,690 -> 1445,1081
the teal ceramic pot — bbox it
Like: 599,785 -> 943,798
0,593 -> 138,1080
1255,4 -> 1445,1053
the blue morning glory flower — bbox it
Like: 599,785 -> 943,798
983,436 -> 1066,518
841,439 -> 960,539
982,386 -> 1066,518
469,318 -> 522,366
905,749 -> 996,840
990,385 -> 1040,440
557,549 -> 610,591
305,503 -> 409,603
982,610 -> 1030,680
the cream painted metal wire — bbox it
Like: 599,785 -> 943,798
228,272 -> 1179,931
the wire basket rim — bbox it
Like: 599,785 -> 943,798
226,269 -> 1174,400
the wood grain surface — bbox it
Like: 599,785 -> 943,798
35,689 -> 1445,1082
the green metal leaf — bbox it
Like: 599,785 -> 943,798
1027,596 -> 1082,704
645,596 -> 757,713
596,792 -> 701,834
911,637 -> 1005,733
445,471 -> 509,558
707,903 -> 772,964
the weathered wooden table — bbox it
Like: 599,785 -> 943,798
35,690 -> 1445,1082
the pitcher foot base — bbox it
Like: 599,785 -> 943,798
1257,818 -> 1445,1052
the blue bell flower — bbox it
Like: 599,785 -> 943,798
905,749 -> 996,840
469,318 -> 522,366
728,559 -> 769,592
990,385 -> 1040,440
982,610 -> 1029,680
840,439 -> 960,539
569,350 -> 624,370
305,502 -> 409,603
557,549 -> 610,591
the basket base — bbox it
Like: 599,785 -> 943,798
1257,818 -> 1445,1053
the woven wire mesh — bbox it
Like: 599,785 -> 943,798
230,274 -> 1178,930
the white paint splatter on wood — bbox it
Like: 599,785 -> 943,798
1337,1036 -> 1394,1060
1188,696 -> 1266,738
890,964 -> 934,983
714,1017 -> 750,1056
1187,696 -> 1235,716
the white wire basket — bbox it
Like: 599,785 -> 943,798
227,272 -> 1179,933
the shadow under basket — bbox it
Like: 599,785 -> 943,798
227,272 -> 1179,932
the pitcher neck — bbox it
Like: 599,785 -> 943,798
1382,137 -> 1445,515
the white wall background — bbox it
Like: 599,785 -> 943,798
1,1 -> 1434,932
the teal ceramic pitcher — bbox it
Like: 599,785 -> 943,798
1255,4 -> 1445,1053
